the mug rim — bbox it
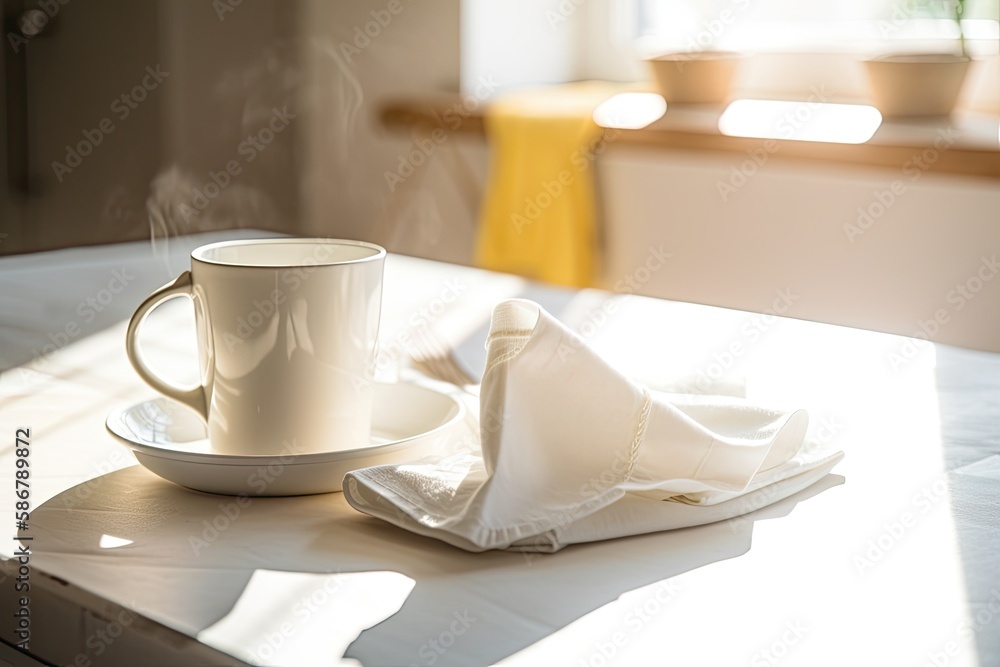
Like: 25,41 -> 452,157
191,237 -> 386,268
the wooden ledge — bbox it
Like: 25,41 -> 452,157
380,95 -> 486,136
379,94 -> 1000,180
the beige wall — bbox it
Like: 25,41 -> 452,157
296,0 -> 468,261
1,0 -> 466,256
0,0 -> 306,255
598,146 -> 1000,353
2,0 -> 163,254
153,0 -> 302,239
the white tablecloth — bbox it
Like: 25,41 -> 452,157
1,233 -> 998,666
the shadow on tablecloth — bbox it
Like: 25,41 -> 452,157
26,465 -> 843,667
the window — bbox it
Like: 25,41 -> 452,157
631,0 -> 1000,55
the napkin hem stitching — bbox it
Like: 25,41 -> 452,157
483,340 -> 529,377
624,388 -> 652,483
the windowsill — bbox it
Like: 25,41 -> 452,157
379,93 -> 1000,180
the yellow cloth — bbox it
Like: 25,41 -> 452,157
474,82 -> 623,288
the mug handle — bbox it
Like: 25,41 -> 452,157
125,271 -> 208,420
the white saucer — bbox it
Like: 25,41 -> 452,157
106,382 -> 465,496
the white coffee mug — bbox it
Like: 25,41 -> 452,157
126,238 -> 385,455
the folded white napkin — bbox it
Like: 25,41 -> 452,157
344,299 -> 844,552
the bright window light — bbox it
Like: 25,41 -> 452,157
593,93 -> 668,129
198,570 -> 415,665
631,0 -> 999,54
718,99 -> 883,144
98,534 -> 133,549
